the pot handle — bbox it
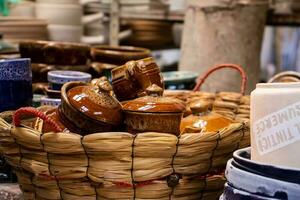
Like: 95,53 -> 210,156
13,107 -> 63,132
193,64 -> 248,95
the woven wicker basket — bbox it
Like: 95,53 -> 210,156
0,64 -> 250,200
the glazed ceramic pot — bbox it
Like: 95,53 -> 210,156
122,84 -> 185,135
19,40 -> 90,65
48,70 -> 91,91
112,57 -> 164,101
60,80 -> 123,135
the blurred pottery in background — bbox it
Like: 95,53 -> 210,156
111,57 -> 164,101
9,1 -> 35,18
19,40 -> 90,65
123,84 -> 185,135
40,96 -> 61,107
35,3 -> 83,26
162,71 -> 198,90
268,71 -> 300,83
0,58 -> 32,112
47,24 -> 83,43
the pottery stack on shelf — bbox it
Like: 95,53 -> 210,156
35,0 -> 83,42
82,0 -> 108,44
0,17 -> 48,43
19,40 -> 92,106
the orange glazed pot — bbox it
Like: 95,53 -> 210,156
122,84 -> 185,135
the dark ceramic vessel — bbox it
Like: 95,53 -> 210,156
19,40 -> 90,65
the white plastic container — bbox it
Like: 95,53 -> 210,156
251,82 -> 300,168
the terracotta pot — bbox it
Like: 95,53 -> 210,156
90,45 -> 151,66
19,40 -> 90,65
60,80 -> 123,135
112,57 -> 164,101
122,84 -> 185,135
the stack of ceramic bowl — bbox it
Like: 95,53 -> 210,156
19,40 -> 92,106
35,0 -> 83,42
41,70 -> 91,107
220,148 -> 300,199
122,19 -> 174,48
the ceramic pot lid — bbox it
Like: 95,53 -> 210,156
67,79 -> 122,125
123,84 -> 185,113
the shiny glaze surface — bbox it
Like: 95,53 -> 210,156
67,85 -> 122,125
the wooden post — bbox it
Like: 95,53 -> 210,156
179,0 -> 269,94
110,0 -> 120,46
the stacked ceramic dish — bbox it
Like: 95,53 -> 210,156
19,40 -> 92,106
35,0 -> 83,42
123,19 -> 174,48
0,17 -> 47,43
82,0 -> 108,44
220,148 -> 300,200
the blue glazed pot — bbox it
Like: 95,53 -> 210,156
48,70 -> 91,91
0,58 -> 32,112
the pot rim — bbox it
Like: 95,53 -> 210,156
91,45 -> 151,56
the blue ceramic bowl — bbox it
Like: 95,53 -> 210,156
0,58 -> 32,112
48,70 -> 92,91
40,97 -> 61,107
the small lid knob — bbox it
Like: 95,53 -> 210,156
146,84 -> 163,96
92,77 -> 112,93
189,100 -> 212,114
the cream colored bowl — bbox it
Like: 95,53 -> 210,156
35,3 -> 82,25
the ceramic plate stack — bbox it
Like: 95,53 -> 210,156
122,19 -> 174,48
35,0 -> 83,42
0,17 -> 48,43
82,1 -> 108,44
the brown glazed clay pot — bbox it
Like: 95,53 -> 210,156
60,80 -> 123,135
112,57 -> 164,101
122,84 -> 185,135
19,40 -> 90,65
90,45 -> 151,65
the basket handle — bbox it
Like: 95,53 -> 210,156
193,64 -> 248,95
13,107 -> 63,132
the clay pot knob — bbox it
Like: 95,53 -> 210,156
189,100 -> 212,114
92,78 -> 112,93
126,61 -> 137,76
146,84 -> 163,96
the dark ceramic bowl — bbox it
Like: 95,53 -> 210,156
19,40 -> 90,65
90,45 -> 151,65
